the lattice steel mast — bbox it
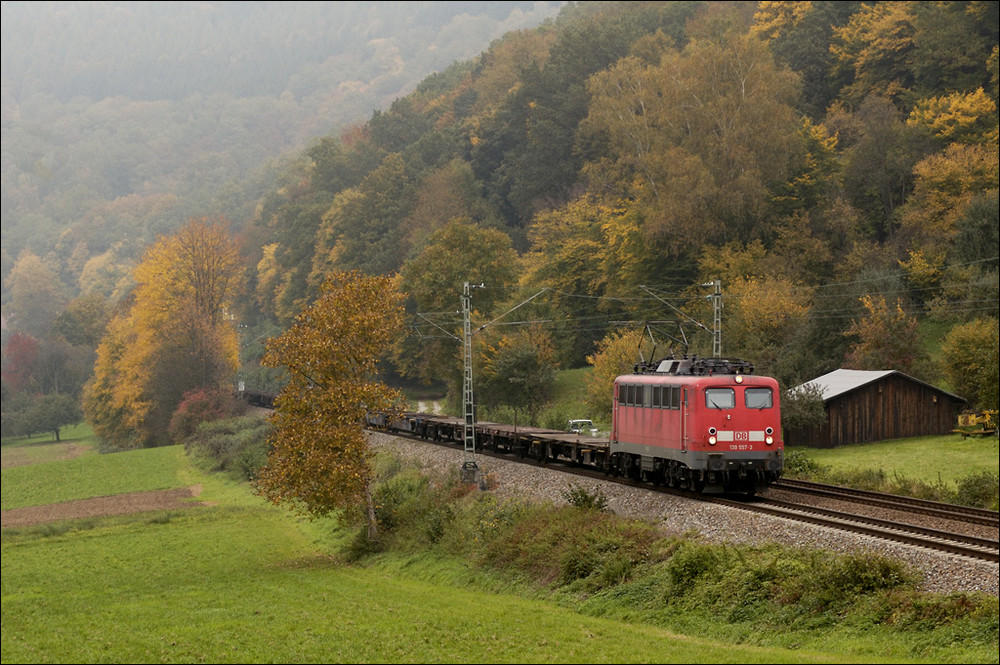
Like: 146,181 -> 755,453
461,281 -> 480,481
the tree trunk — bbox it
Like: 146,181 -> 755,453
365,485 -> 378,541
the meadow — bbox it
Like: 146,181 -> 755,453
789,434 -> 999,487
2,423 -> 998,664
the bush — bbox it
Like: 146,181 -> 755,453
955,469 -> 1000,510
561,482 -> 609,512
370,464 -> 471,548
184,415 -> 271,481
341,456 -> 998,657
781,448 -> 828,477
168,386 -> 242,444
781,383 -> 827,432
783,455 -> 998,509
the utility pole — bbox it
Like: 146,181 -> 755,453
703,279 -> 722,357
417,283 -> 547,488
461,281 -> 483,485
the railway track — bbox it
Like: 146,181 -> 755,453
378,427 -> 1000,564
771,478 -> 1000,528
717,494 -> 999,564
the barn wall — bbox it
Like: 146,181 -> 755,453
786,375 -> 965,448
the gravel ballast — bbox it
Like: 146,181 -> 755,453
369,431 -> 1000,597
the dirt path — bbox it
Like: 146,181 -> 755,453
1,485 -> 208,528
1,442 -> 87,469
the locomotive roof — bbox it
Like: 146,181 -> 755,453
628,356 -> 755,376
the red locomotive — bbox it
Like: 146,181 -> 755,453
609,357 -> 783,493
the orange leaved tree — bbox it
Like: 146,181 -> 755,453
254,270 -> 405,540
83,218 -> 242,449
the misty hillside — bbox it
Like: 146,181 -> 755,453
0,0 -> 566,281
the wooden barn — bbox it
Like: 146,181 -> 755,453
784,369 -> 967,448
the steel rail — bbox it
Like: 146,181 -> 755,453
773,478 -> 1000,527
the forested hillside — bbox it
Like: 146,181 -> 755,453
2,1 -> 997,447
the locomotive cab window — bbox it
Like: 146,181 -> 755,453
704,388 -> 735,409
745,387 -> 773,409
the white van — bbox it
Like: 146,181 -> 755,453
567,419 -> 598,436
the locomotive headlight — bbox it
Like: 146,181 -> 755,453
708,435 -> 717,445
765,436 -> 774,445
735,375 -> 743,384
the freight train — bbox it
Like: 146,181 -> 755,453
374,356 -> 784,495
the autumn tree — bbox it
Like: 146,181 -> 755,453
829,1 -> 918,108
83,218 -> 242,449
310,153 -> 417,280
939,318 -> 999,411
752,0 -> 859,119
907,88 -> 999,147
254,270 -> 405,540
894,142 -> 999,257
1,332 -> 39,394
77,245 -> 135,301
843,294 -> 926,374
521,197 -> 620,363
584,328 -> 649,421
695,240 -> 813,383
51,293 -> 112,349
4,250 -> 69,338
580,23 -> 801,256
476,325 -> 557,426
393,219 -> 519,386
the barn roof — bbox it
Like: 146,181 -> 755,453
792,368 -> 966,403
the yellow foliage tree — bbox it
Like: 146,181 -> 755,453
83,218 -> 242,449
254,270 -> 405,539
581,28 -> 800,254
584,328 -> 648,421
844,295 -> 924,373
696,240 -> 812,375
896,142 -> 1000,254
907,88 -> 999,145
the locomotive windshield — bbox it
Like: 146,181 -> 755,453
745,387 -> 773,409
704,388 -> 735,409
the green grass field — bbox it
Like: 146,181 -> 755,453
788,434 -> 999,487
2,422 -> 997,663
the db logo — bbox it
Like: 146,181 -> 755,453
735,431 -> 749,441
